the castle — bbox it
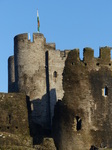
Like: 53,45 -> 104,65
0,33 -> 112,150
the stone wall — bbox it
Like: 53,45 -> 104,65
53,47 -> 112,150
8,33 -> 68,129
7,32 -> 112,149
48,50 -> 68,121
14,33 -> 46,99
13,33 -> 51,129
0,92 -> 56,149
0,92 -> 32,148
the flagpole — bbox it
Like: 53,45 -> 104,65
37,9 -> 40,33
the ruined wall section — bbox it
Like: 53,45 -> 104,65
48,50 -> 69,121
53,47 -> 112,150
8,56 -> 15,92
0,92 -> 31,147
85,47 -> 112,148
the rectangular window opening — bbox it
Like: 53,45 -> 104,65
102,86 -> 108,97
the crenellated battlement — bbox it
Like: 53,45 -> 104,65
14,33 -> 57,53
99,46 -> 111,60
45,43 -> 56,50
83,46 -> 112,62
14,33 -> 45,43
33,33 -> 45,43
13,33 -> 112,70
65,47 -> 112,68
60,50 -> 70,59
83,47 -> 94,62
14,33 -> 28,43
83,46 -> 112,66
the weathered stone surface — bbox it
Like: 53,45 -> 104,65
0,146 -> 35,150
53,49 -> 112,150
8,33 -> 68,129
33,138 -> 56,150
0,93 -> 29,134
0,93 -> 32,148
5,33 -> 112,149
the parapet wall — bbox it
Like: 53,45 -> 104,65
83,46 -> 111,63
45,43 -> 56,50
66,47 -> 112,71
14,33 -> 45,43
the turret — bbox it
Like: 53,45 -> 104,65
8,56 -> 15,92
14,33 -> 46,96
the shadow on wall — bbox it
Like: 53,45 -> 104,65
26,89 -> 57,146
24,51 -> 58,146
8,82 -> 16,92
52,100 -> 78,150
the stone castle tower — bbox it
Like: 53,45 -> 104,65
1,32 -> 112,150
8,33 -> 67,129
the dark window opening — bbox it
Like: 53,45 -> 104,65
96,63 -> 99,66
85,63 -> 87,66
7,126 -> 10,129
90,145 -> 98,150
71,62 -> 74,65
109,63 -> 111,66
76,116 -> 82,131
53,71 -> 57,78
104,86 -> 108,96
102,86 -> 108,97
8,114 -> 11,124
15,126 -> 18,129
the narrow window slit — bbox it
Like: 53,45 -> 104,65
53,71 -> 57,78
76,116 -> 82,131
96,63 -> 99,66
102,86 -> 108,97
8,114 -> 11,124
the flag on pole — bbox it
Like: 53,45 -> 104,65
37,10 -> 40,32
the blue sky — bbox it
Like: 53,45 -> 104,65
0,0 -> 112,92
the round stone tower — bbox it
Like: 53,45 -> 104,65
14,33 -> 46,99
14,33 -> 50,128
